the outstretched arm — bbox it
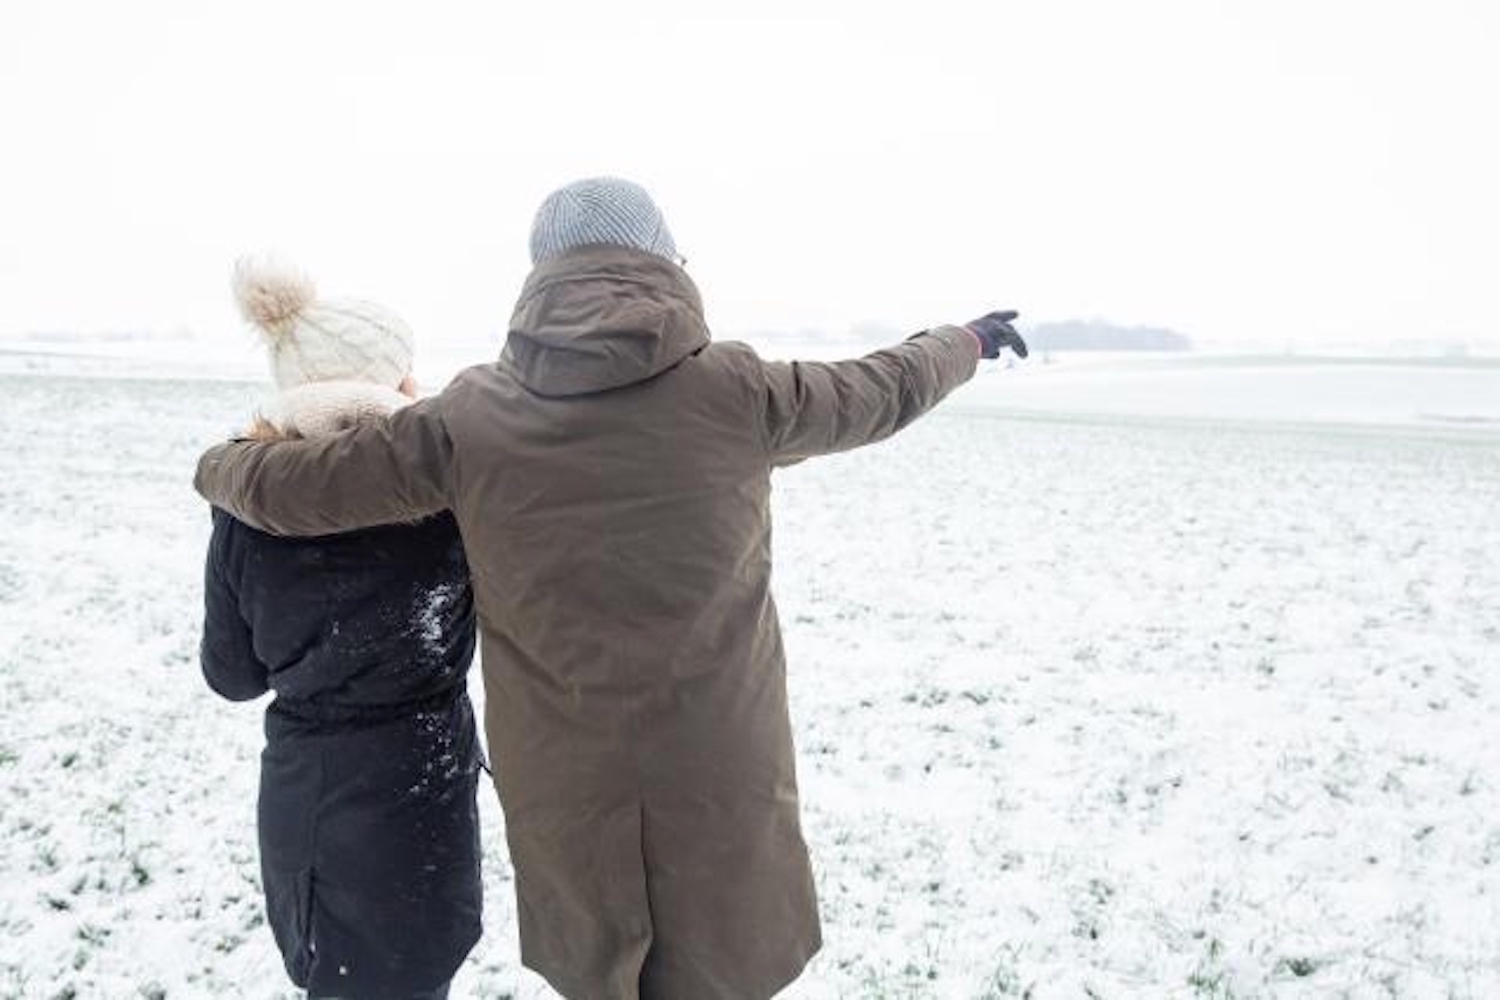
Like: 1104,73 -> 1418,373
193,395 -> 454,536
760,324 -> 984,464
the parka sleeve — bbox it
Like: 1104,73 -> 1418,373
193,394 -> 454,536
200,511 -> 269,702
759,325 -> 979,464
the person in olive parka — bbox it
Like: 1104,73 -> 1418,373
196,180 -> 1026,999
200,258 -> 482,1000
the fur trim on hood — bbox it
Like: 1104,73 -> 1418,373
259,380 -> 411,439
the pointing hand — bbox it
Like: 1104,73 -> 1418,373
965,310 -> 1027,360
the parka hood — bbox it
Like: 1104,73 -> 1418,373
503,245 -> 710,397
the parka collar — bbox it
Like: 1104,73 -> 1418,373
503,245 -> 710,397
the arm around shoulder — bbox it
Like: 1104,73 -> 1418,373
194,394 -> 455,536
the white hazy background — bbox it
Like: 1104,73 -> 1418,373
1,0 -> 1497,357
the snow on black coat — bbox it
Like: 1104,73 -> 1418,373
201,505 -> 482,998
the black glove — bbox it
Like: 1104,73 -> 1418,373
966,310 -> 1027,360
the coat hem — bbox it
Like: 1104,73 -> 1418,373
522,938 -> 821,1000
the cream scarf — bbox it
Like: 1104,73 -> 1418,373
265,380 -> 411,438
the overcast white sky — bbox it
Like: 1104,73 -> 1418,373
1,0 -> 1496,356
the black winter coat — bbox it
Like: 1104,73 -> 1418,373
201,507 -> 482,998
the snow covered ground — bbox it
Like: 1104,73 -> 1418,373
953,353 -> 1500,430
1,356 -> 1497,998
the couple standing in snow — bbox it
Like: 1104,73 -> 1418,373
197,177 -> 1026,999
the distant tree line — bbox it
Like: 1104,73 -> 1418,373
1026,319 -> 1192,352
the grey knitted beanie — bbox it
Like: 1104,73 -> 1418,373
529,177 -> 678,265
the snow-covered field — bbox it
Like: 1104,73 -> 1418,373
1,357 -> 1497,998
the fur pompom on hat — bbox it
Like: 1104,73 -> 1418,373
231,255 -> 414,391
529,177 -> 678,266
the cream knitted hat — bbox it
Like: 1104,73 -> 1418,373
231,256 -> 414,390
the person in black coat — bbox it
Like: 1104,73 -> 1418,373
200,258 -> 483,999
